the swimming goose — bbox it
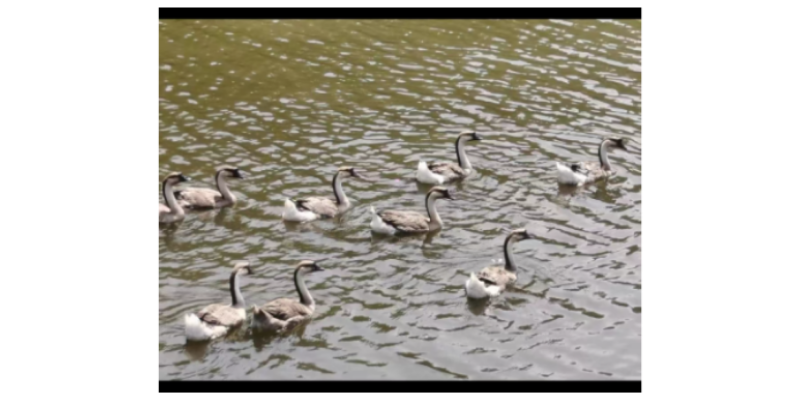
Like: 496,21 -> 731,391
184,261 -> 253,341
416,130 -> 484,184
556,138 -> 628,186
251,260 -> 325,332
159,173 -> 191,223
282,166 -> 364,222
370,186 -> 455,234
174,166 -> 244,209
465,228 -> 532,299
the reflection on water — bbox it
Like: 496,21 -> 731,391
160,18 -> 641,380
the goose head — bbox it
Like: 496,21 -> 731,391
507,228 -> 533,242
608,137 -> 628,152
164,172 -> 191,185
459,130 -> 484,142
233,261 -> 253,275
218,166 -> 245,179
296,260 -> 325,273
337,166 -> 366,180
428,186 -> 456,201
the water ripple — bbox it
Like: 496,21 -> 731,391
160,19 -> 640,380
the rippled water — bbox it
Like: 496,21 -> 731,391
159,19 -> 641,380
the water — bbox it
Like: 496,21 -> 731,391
159,19 -> 641,380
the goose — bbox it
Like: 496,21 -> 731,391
159,172 -> 191,223
370,186 -> 455,234
556,138 -> 628,186
184,261 -> 253,341
174,166 -> 244,209
251,260 -> 325,332
282,166 -> 364,222
465,228 -> 532,299
416,130 -> 484,184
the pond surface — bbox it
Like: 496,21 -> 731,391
159,18 -> 641,380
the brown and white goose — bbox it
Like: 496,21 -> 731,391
416,130 -> 483,184
465,228 -> 532,299
369,186 -> 455,234
184,261 -> 253,341
250,260 -> 325,332
282,167 -> 364,222
556,137 -> 628,186
174,166 -> 244,209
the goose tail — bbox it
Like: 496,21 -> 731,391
282,198 -> 298,219
465,273 -> 489,299
417,160 -> 430,172
184,313 -> 213,341
555,162 -> 581,185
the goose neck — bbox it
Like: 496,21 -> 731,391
230,269 -> 246,308
455,135 -> 472,171
598,139 -> 612,171
426,192 -> 443,228
215,171 -> 235,203
294,268 -> 315,310
503,234 -> 518,272
332,171 -> 349,207
162,179 -> 183,215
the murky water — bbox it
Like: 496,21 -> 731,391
159,19 -> 641,380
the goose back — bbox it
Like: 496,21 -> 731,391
195,304 -> 246,326
476,266 -> 517,289
427,161 -> 467,181
260,298 -> 314,321
175,188 -> 225,209
295,197 -> 339,218
377,210 -> 431,232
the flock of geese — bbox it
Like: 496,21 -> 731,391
160,131 -> 630,341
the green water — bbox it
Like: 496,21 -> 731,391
159,19 -> 641,380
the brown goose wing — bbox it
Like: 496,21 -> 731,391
476,266 -> 516,288
581,162 -> 601,173
296,197 -> 338,218
580,162 -> 612,182
428,162 -> 467,180
196,304 -> 243,327
174,188 -> 222,208
377,210 -> 430,232
261,298 -> 313,321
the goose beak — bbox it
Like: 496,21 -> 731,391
234,169 -> 245,179
179,174 -> 191,182
357,171 -> 379,182
351,170 -> 368,180
522,230 -> 533,240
